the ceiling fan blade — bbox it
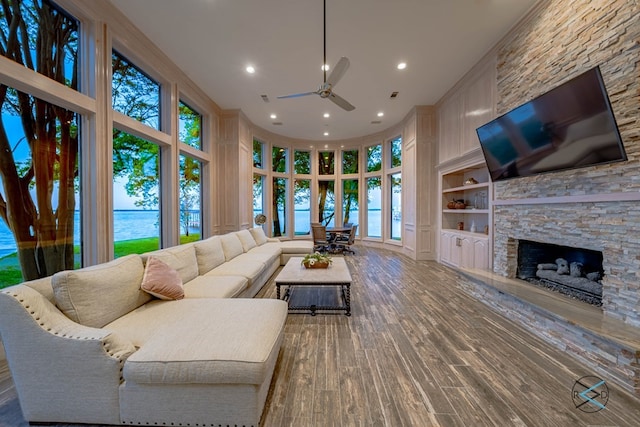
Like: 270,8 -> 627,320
326,57 -> 350,87
328,92 -> 355,111
277,91 -> 317,99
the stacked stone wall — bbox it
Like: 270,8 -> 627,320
493,0 -> 640,326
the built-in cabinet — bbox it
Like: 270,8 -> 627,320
438,163 -> 491,270
437,58 -> 496,165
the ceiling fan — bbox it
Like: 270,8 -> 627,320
277,0 -> 355,111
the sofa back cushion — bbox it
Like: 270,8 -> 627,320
193,236 -> 226,275
52,254 -> 150,328
141,244 -> 199,284
249,227 -> 268,246
236,229 -> 257,252
220,233 -> 244,261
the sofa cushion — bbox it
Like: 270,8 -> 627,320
141,257 -> 184,300
220,233 -> 244,261
236,229 -> 257,252
249,227 -> 268,246
142,244 -> 199,284
193,236 -> 226,275
183,275 -> 247,299
205,257 -> 266,281
52,254 -> 150,328
121,299 -> 288,385
277,240 -> 315,254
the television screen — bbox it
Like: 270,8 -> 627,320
476,66 -> 626,182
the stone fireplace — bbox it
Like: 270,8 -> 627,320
516,239 -> 604,306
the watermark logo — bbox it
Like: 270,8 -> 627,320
572,375 -> 609,412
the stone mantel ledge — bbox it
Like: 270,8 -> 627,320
493,191 -> 640,206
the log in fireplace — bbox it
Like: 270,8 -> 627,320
516,239 -> 604,306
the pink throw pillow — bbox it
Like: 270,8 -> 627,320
141,256 -> 184,300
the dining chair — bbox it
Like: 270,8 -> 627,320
339,225 -> 357,255
311,224 -> 329,252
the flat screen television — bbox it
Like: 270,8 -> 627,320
476,66 -> 626,182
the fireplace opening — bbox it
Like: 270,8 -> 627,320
517,240 -> 603,306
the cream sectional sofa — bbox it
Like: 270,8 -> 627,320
0,228 -> 313,426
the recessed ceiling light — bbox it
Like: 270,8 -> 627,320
323,132 -> 329,136
270,114 -> 277,119
377,112 -> 384,117
246,65 -> 255,74
321,64 -> 330,71
323,113 -> 330,118
397,62 -> 407,70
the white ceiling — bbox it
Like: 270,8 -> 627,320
110,0 -> 538,141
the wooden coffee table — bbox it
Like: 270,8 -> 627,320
275,257 -> 352,316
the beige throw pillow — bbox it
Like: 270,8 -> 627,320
249,227 -> 268,246
52,254 -> 150,328
141,257 -> 184,300
220,233 -> 244,261
194,236 -> 226,275
236,229 -> 257,252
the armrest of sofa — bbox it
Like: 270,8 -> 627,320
0,285 -> 136,424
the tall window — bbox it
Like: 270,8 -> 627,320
294,150 -> 311,174
112,130 -> 160,256
179,101 -> 202,150
390,173 -> 402,240
367,145 -> 382,172
389,137 -> 402,241
253,139 -> 264,169
272,178 -> 288,236
318,180 -> 335,227
294,179 -> 311,235
342,149 -> 359,174
112,51 -> 161,130
273,146 -> 288,173
179,155 -> 201,243
0,1 -> 81,287
366,177 -> 382,238
390,137 -> 402,168
253,174 -> 265,226
342,180 -> 359,228
319,151 -> 335,175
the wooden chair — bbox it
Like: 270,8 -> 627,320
311,224 -> 329,252
338,225 -> 357,254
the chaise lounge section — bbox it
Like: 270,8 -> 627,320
0,228 -> 313,426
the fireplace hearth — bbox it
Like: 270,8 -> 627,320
516,240 -> 603,306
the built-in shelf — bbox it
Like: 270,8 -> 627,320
442,209 -> 489,214
441,229 -> 489,238
443,182 -> 490,194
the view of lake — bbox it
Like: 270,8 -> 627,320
0,209 -> 398,258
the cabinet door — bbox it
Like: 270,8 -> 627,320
473,238 -> 489,270
440,233 -> 452,264
460,237 -> 474,268
438,94 -> 462,163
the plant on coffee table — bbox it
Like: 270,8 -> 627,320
301,252 -> 332,269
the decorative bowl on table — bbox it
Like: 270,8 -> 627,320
301,252 -> 332,269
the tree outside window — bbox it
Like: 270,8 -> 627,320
319,151 -> 334,175
391,137 -> 402,168
367,145 -> 382,172
253,173 -> 265,226
294,150 -> 311,174
253,139 -> 264,169
0,1 -> 80,286
273,146 -> 287,173
294,179 -> 311,235
112,51 -> 160,130
318,180 -> 335,227
112,130 -> 160,256
390,173 -> 402,241
272,177 -> 287,236
179,101 -> 202,150
179,155 -> 201,242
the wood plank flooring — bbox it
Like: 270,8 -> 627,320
1,246 -> 639,426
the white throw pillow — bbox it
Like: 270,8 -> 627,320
236,229 -> 257,252
220,233 -> 244,261
193,236 -> 226,275
249,227 -> 268,246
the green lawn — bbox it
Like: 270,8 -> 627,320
0,233 -> 201,289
